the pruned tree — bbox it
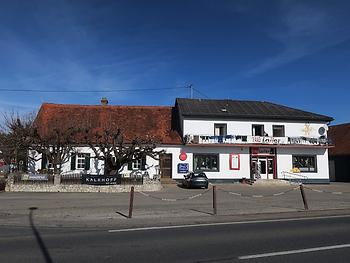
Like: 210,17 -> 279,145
81,128 -> 163,176
28,126 -> 77,175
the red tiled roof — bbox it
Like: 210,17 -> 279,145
328,123 -> 350,156
34,103 -> 182,145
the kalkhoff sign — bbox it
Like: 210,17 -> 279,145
82,175 -> 120,185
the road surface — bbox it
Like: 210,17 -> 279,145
1,214 -> 350,262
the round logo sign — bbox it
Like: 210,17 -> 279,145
179,151 -> 187,161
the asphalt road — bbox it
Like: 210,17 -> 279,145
1,214 -> 350,263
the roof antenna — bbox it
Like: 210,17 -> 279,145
189,84 -> 193,99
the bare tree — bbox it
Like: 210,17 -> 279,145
28,126 -> 77,175
81,128 -> 163,176
0,112 -> 35,171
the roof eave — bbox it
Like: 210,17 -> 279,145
181,113 -> 333,122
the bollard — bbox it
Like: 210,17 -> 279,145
213,185 -> 217,215
128,186 -> 135,218
299,184 -> 309,210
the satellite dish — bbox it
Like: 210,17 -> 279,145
318,127 -> 326,136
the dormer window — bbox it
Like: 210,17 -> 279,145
214,124 -> 227,136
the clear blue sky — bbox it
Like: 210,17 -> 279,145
0,0 -> 349,124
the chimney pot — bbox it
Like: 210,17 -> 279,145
101,97 -> 108,105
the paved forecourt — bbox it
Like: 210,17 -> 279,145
0,182 -> 350,228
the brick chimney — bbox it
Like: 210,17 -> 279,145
101,97 -> 108,106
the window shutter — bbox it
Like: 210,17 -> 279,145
84,153 -> 90,171
70,153 -> 76,171
141,156 -> 146,171
127,162 -> 132,170
41,154 -> 47,169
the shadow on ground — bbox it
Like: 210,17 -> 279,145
29,207 -> 54,263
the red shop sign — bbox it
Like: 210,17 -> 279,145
179,151 -> 187,161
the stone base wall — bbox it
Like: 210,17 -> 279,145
5,175 -> 162,193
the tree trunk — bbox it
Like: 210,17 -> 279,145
104,158 -> 122,176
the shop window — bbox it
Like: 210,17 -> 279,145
292,155 -> 317,173
194,154 -> 219,172
214,124 -> 227,136
252,124 -> 264,136
273,125 -> 285,137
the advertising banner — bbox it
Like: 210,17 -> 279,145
81,175 -> 120,185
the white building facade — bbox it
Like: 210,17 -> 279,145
169,98 -> 333,183
33,98 -> 333,183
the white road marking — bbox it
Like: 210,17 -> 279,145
239,243 -> 350,260
108,214 -> 350,233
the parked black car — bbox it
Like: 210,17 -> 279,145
182,172 -> 209,189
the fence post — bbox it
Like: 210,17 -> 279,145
128,186 -> 135,218
213,185 -> 217,215
54,174 -> 61,185
299,184 -> 309,210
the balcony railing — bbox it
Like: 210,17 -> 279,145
183,134 -> 331,146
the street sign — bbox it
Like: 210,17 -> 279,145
177,163 -> 189,173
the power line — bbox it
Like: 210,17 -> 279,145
0,84 -> 211,100
193,87 -> 210,99
0,87 -> 189,93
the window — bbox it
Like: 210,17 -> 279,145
273,125 -> 285,137
214,124 -> 227,136
132,159 -> 141,170
193,154 -> 219,172
41,154 -> 54,170
292,155 -> 317,173
77,154 -> 86,169
252,124 -> 264,136
128,156 -> 146,170
47,159 -> 54,170
70,153 -> 90,171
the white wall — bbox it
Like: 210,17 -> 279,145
183,119 -> 328,138
31,145 -> 330,181
276,148 -> 329,180
167,146 -> 250,180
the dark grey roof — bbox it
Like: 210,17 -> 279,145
176,98 -> 333,122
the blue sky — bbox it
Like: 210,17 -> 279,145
0,0 -> 350,124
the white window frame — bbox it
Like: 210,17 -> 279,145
77,153 -> 86,170
47,159 -> 54,170
132,159 -> 141,170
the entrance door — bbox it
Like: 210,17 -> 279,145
255,157 -> 275,179
267,158 -> 275,179
159,154 -> 172,178
258,159 -> 268,179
